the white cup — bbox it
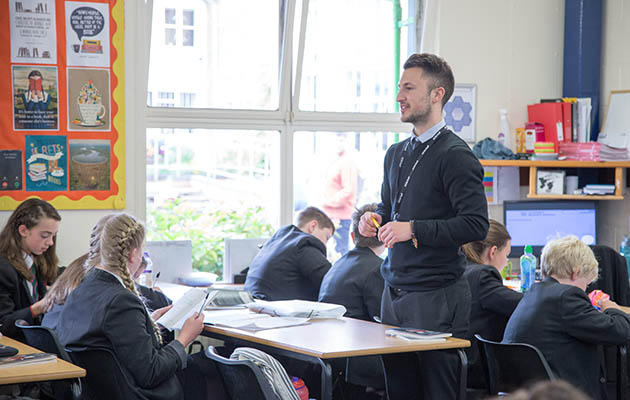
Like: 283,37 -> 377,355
565,176 -> 578,194
78,103 -> 106,126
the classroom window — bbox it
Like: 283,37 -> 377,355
145,0 -> 417,279
164,28 -> 176,45
146,128 -> 280,279
148,0 -> 279,110
293,130 -> 405,260
165,8 -> 176,24
183,29 -> 194,47
183,9 -> 194,26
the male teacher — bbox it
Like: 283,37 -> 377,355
359,53 -> 488,400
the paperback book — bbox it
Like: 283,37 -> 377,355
385,328 -> 452,342
0,352 -> 57,368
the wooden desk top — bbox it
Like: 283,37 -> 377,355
0,336 -> 85,385
204,316 -> 470,359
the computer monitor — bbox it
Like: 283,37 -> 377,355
503,200 -> 597,258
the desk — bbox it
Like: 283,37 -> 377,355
203,316 -> 470,400
0,336 -> 85,385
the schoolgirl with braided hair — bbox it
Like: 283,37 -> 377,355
0,198 -> 60,339
57,213 -> 220,400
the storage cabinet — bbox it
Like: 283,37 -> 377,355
479,160 -> 630,200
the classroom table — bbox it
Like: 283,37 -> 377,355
203,315 -> 470,400
0,336 -> 85,385
160,283 -> 470,400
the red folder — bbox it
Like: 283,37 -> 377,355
527,103 -> 565,152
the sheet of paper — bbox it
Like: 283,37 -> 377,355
204,309 -> 309,331
247,300 -> 346,319
157,287 -> 207,330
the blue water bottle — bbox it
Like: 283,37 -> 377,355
620,236 -> 630,278
520,245 -> 536,292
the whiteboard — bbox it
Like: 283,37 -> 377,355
602,90 -> 630,139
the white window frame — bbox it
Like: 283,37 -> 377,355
131,0 -> 411,225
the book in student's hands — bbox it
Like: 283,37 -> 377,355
0,352 -> 57,368
385,328 -> 452,342
157,287 -> 256,330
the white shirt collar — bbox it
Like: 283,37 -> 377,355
414,119 -> 447,143
99,268 -> 125,287
23,251 -> 33,270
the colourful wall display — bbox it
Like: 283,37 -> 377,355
0,0 -> 125,210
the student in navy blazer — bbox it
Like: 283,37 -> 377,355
0,199 -> 61,339
56,213 -> 218,400
503,235 -> 630,400
461,219 -> 523,389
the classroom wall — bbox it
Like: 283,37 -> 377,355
597,0 -> 630,251
1,1 -> 629,264
0,3 -> 145,266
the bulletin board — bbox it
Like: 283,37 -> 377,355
0,0 -> 125,210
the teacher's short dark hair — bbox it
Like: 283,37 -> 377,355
403,53 -> 455,107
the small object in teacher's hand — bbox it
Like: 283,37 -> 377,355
371,217 -> 381,229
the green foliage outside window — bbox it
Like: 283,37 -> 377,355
147,198 -> 274,279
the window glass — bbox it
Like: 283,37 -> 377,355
183,9 -> 194,26
147,129 -> 280,279
293,131 -> 407,260
298,0 -> 401,113
148,0 -> 280,110
165,8 -> 176,24
183,29 -> 194,47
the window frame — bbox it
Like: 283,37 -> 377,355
139,0 -> 411,226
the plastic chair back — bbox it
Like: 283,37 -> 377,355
204,346 -> 279,400
68,348 -> 145,400
475,334 -> 556,395
15,319 -> 80,400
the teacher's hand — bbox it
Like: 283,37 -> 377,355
358,212 -> 381,237
378,221 -> 412,248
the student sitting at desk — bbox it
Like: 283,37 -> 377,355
461,219 -> 522,390
318,202 -> 386,397
0,199 -> 61,340
245,206 -> 334,301
42,215 -> 172,336
57,213 -> 220,400
503,235 -> 630,400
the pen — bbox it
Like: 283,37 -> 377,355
371,217 -> 381,229
197,291 -> 210,316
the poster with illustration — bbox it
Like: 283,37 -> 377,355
12,65 -> 59,130
67,68 -> 110,130
69,139 -> 110,191
9,0 -> 57,64
0,150 -> 23,191
25,135 -> 67,191
65,1 -> 110,67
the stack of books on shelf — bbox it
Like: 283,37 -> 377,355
583,184 -> 615,195
599,144 -> 630,161
558,142 -> 601,161
527,97 -> 592,153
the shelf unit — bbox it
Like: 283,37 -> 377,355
479,160 -> 630,200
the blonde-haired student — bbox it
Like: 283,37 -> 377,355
0,198 -> 61,339
462,219 -> 523,390
57,213 -> 221,400
503,235 -> 630,400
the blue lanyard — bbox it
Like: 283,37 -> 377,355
392,127 -> 446,221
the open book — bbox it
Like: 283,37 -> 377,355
156,287 -> 255,330
246,300 -> 347,319
385,328 -> 452,342
0,352 -> 57,368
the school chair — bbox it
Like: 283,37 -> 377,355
475,334 -> 556,395
14,320 -> 81,400
67,348 -> 141,400
204,346 -> 289,400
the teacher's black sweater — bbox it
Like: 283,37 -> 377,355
376,129 -> 488,291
